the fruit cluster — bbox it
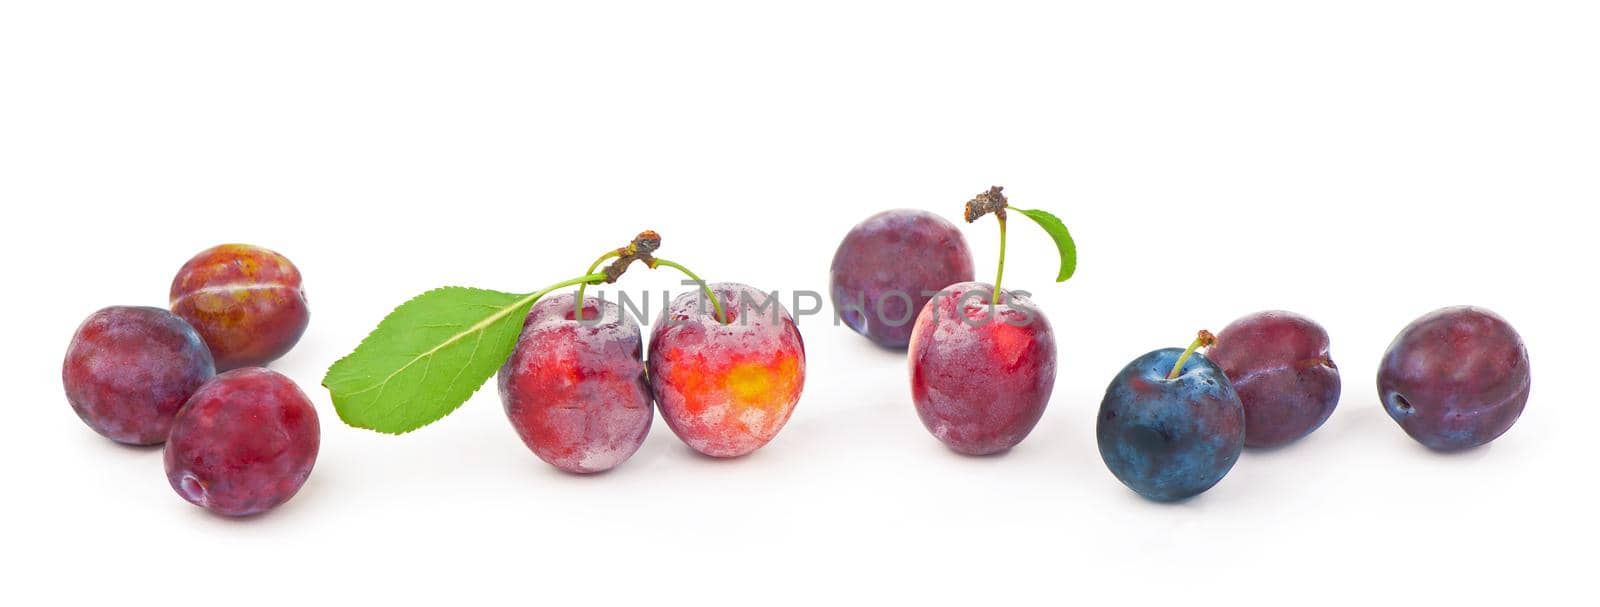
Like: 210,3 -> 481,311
833,188 -> 1074,455
63,244 -> 320,516
1094,306 -> 1527,501
323,231 -> 806,474
63,191 -> 1533,516
499,283 -> 806,471
833,187 -> 1532,502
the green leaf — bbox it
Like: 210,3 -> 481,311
322,287 -> 533,434
1012,208 -> 1078,282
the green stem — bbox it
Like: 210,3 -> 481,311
573,251 -> 620,321
1167,330 -> 1217,380
652,257 -> 727,324
526,272 -> 608,321
992,214 -> 1008,305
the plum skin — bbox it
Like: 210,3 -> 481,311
649,283 -> 805,458
1207,310 -> 1340,448
170,244 -> 309,370
1378,306 -> 1530,451
62,306 -> 216,445
498,294 -> 653,473
1097,348 -> 1244,502
830,209 -> 975,349
164,368 -> 320,516
908,282 -> 1056,455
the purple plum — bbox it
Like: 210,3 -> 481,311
164,368 -> 320,516
63,306 -> 215,445
1207,311 -> 1340,448
498,294 -> 653,473
831,209 -> 974,348
1378,306 -> 1530,451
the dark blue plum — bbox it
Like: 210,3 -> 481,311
1378,306 -> 1529,451
1097,346 -> 1244,502
830,209 -> 974,349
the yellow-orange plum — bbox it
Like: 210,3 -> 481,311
648,283 -> 805,458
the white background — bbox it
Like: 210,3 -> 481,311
2,1 -> 1594,604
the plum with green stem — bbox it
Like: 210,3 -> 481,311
498,293 -> 652,473
580,232 -> 803,459
498,231 -> 747,467
908,186 -> 1077,455
649,282 -> 805,458
1097,331 -> 1245,502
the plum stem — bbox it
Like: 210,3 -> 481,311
962,186 -> 1010,305
537,273 -> 611,301
573,251 -> 621,319
651,258 -> 728,324
1167,330 -> 1217,380
574,231 -> 661,321
993,214 -> 1007,305
525,272 -> 610,323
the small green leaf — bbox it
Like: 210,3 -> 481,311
1012,208 -> 1077,282
322,287 -> 533,434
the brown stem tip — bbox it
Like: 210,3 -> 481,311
603,230 -> 661,283
1298,355 -> 1337,370
628,230 -> 661,256
964,186 -> 1009,223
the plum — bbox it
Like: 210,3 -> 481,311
1097,334 -> 1245,502
649,283 -> 805,458
164,367 -> 320,516
1378,306 -> 1530,451
1207,311 -> 1340,448
62,306 -> 215,445
908,282 -> 1056,455
830,209 -> 975,349
498,293 -> 653,473
170,244 -> 309,370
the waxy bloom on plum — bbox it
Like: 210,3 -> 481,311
650,283 -> 805,458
